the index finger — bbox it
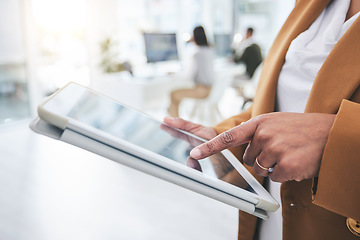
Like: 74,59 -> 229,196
189,119 -> 258,160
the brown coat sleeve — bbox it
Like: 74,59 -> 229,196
213,106 -> 252,133
314,100 -> 360,221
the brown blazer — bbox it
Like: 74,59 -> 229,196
213,0 -> 360,239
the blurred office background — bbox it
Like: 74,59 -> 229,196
1,0 -> 294,126
0,1 -> 294,239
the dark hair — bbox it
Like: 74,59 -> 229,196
247,27 -> 254,35
193,26 -> 208,46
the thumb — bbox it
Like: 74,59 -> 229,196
163,116 -> 216,140
163,116 -> 200,133
190,119 -> 258,160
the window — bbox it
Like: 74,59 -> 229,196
31,0 -> 90,93
0,0 -> 31,124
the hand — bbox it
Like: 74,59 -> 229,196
189,112 -> 336,183
163,117 -> 244,185
163,116 -> 218,141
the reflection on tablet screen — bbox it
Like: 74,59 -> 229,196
68,91 -> 255,194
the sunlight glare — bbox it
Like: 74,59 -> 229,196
32,0 -> 86,32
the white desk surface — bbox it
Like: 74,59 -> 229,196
0,122 -> 238,240
91,61 -> 245,111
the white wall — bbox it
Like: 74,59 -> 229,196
0,0 -> 25,64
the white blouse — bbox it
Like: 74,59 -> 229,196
259,0 -> 360,239
190,46 -> 215,86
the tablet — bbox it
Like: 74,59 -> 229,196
35,82 -> 279,217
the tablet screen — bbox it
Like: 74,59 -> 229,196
49,88 -> 256,194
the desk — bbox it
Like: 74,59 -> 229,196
92,62 -> 245,112
0,123 -> 238,239
92,72 -> 187,111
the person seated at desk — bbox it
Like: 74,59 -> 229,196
233,27 -> 263,80
168,26 -> 215,118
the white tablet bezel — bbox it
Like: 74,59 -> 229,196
30,117 -> 269,219
37,82 -> 279,212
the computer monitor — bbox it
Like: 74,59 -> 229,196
214,34 -> 233,57
143,33 -> 179,63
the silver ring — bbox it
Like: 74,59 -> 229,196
255,158 -> 274,173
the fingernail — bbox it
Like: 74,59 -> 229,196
190,148 -> 201,159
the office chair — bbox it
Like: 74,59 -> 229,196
182,70 -> 235,126
237,63 -> 262,110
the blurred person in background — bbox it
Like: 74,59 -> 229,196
168,26 -> 214,118
233,27 -> 263,80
